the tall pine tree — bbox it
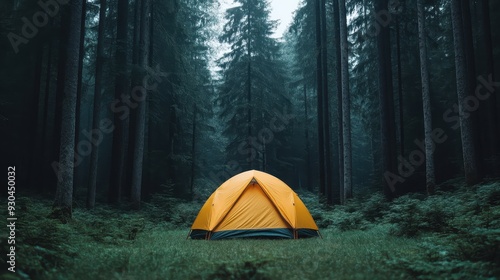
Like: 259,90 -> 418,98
218,0 -> 289,173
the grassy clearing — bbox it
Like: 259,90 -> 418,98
1,180 -> 500,279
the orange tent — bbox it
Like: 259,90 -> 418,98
189,170 -> 320,240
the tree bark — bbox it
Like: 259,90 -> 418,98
395,13 -> 404,158
29,46 -> 44,190
339,0 -> 352,201
450,0 -> 480,185
477,0 -> 498,174
41,39 -> 54,192
130,0 -> 150,209
87,0 -> 107,209
109,0 -> 130,203
190,103 -> 197,198
461,0 -> 483,177
52,0 -> 84,221
303,84 -> 313,192
126,0 -> 142,193
51,8 -> 69,189
247,6 -> 253,170
332,0 -> 344,204
376,0 -> 397,197
320,0 -> 333,205
74,0 -> 87,190
314,0 -> 326,202
417,0 -> 435,195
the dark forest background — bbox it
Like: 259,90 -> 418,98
1,0 -> 499,211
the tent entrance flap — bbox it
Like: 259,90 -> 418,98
213,182 -> 291,232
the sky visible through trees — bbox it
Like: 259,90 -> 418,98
220,0 -> 301,38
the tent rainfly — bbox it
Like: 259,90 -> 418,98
188,170 -> 320,240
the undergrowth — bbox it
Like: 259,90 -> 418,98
0,179 -> 499,279
309,179 -> 500,279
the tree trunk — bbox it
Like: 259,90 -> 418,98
109,0 -> 130,203
29,47 -> 44,190
339,0 -> 352,201
190,103 -> 197,198
74,0 -> 87,190
87,0 -> 107,209
247,7 -> 253,170
477,0 -> 498,174
303,84 -> 312,192
450,0 -> 480,185
51,8 -> 69,189
314,0 -> 326,202
333,0 -> 344,204
319,0 -> 333,205
461,0 -> 483,177
376,0 -> 397,197
41,39 -> 54,192
417,0 -> 435,195
395,14 -> 404,158
126,0 -> 142,198
133,0 -> 142,65
130,0 -> 150,209
52,0 -> 84,221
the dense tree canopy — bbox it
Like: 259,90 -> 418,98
1,0 -> 499,210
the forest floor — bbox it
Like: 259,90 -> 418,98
1,179 -> 500,279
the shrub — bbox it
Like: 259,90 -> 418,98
331,210 -> 368,231
359,192 -> 389,222
450,229 -> 500,264
385,193 -> 459,237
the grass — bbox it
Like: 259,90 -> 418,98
25,225 -> 423,280
2,179 -> 500,279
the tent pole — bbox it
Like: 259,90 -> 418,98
317,230 -> 323,239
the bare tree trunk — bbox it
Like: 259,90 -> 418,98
319,0 -> 334,205
450,0 -> 480,185
246,7 -> 253,170
395,13 -> 404,158
109,0 -> 129,203
417,0 -> 435,194
461,0 -> 483,177
125,0 -> 142,196
51,8 -> 69,189
87,0 -> 107,209
332,0 -> 344,204
41,39 -> 54,192
52,0 -> 84,221
130,0 -> 150,209
29,47 -> 44,190
74,0 -> 87,190
303,84 -> 312,192
190,101 -> 198,197
376,0 -> 397,197
477,0 -> 498,174
339,0 -> 352,201
314,0 -> 326,202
